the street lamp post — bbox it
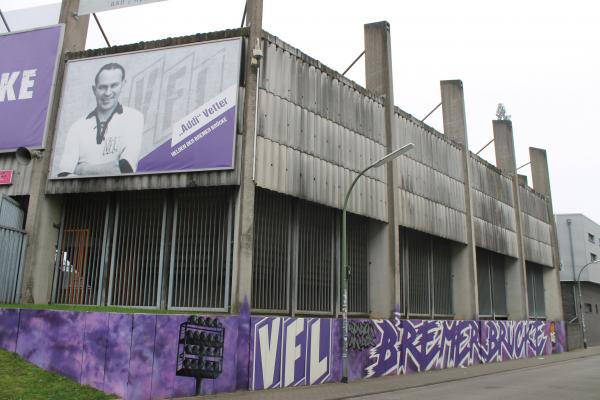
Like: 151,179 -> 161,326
576,259 -> 600,349
341,142 -> 414,383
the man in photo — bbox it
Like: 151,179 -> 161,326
57,62 -> 143,177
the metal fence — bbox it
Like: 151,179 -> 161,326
252,189 -> 369,315
108,191 -> 166,308
168,189 -> 233,311
477,248 -> 508,318
526,261 -> 546,318
0,226 -> 27,303
401,228 -> 453,318
53,194 -> 108,305
53,188 -> 234,310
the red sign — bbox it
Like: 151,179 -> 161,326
0,170 -> 13,185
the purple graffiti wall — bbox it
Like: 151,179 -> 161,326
0,308 -> 567,400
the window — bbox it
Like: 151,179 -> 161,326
401,227 -> 453,318
591,253 -> 598,263
477,248 -> 507,319
589,233 -> 595,243
585,303 -> 592,313
526,262 -> 546,319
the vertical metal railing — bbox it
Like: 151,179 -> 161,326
52,194 -> 108,305
108,191 -> 165,308
251,189 -> 291,313
295,201 -> 335,315
0,226 -> 26,303
402,228 -> 454,319
347,214 -> 369,314
526,262 -> 546,318
168,188 -> 233,311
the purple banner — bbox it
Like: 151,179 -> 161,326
0,26 -> 62,151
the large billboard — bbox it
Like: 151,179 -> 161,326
0,25 -> 63,151
50,38 -> 242,179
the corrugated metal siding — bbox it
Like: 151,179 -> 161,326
256,36 -> 388,221
469,155 -> 518,256
394,112 -> 467,243
519,186 -> 553,266
0,154 -> 34,196
0,195 -> 24,229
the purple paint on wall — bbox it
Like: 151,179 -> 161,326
365,319 -> 400,378
527,320 -> 550,357
15,310 -> 85,382
150,315 -> 194,400
103,313 -> 133,398
136,107 -> 236,173
552,321 -> 567,354
235,299 -> 251,391
128,314 -> 157,400
479,320 -> 528,363
400,319 -> 479,374
81,312 -> 109,390
0,26 -> 62,150
201,316 -> 241,395
0,308 -> 20,352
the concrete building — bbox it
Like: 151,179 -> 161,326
0,0 -> 563,324
557,214 -> 600,348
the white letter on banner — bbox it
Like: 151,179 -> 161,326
284,318 -> 304,387
18,69 -> 36,100
258,318 -> 280,388
0,71 -> 20,102
309,320 -> 328,384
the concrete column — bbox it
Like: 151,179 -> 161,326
364,21 -> 399,317
440,80 -> 478,319
20,0 -> 89,304
530,147 -> 564,320
230,0 -> 263,313
493,120 -> 528,319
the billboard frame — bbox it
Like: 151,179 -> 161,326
49,36 -> 243,180
0,24 -> 64,154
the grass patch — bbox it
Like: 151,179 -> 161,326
0,348 -> 117,400
0,303 -> 200,315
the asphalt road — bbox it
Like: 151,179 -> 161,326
352,354 -> 600,400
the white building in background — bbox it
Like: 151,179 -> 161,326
556,214 -> 600,347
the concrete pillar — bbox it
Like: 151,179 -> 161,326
368,220 -> 394,318
440,80 -> 478,319
493,120 -> 528,319
230,0 -> 263,313
20,0 -> 89,304
364,21 -> 399,317
530,147 -> 564,320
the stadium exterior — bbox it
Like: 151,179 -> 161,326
0,1 -> 566,399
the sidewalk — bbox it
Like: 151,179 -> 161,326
176,346 -> 600,400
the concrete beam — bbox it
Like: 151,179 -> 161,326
230,0 -> 263,313
364,21 -> 400,317
530,147 -> 564,320
20,0 -> 89,304
440,80 -> 478,319
492,120 -> 528,319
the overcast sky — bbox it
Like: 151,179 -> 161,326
1,0 -> 599,222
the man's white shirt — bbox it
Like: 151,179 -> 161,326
58,105 -> 143,176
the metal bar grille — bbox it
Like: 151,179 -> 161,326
252,189 -> 291,312
53,194 -> 108,305
477,250 -> 493,317
168,188 -> 233,310
296,201 -> 335,314
526,262 -> 545,318
491,254 -> 507,316
402,228 -> 454,318
108,191 -> 165,307
347,214 -> 369,314
404,229 -> 430,316
0,226 -> 26,303
432,241 -> 452,316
